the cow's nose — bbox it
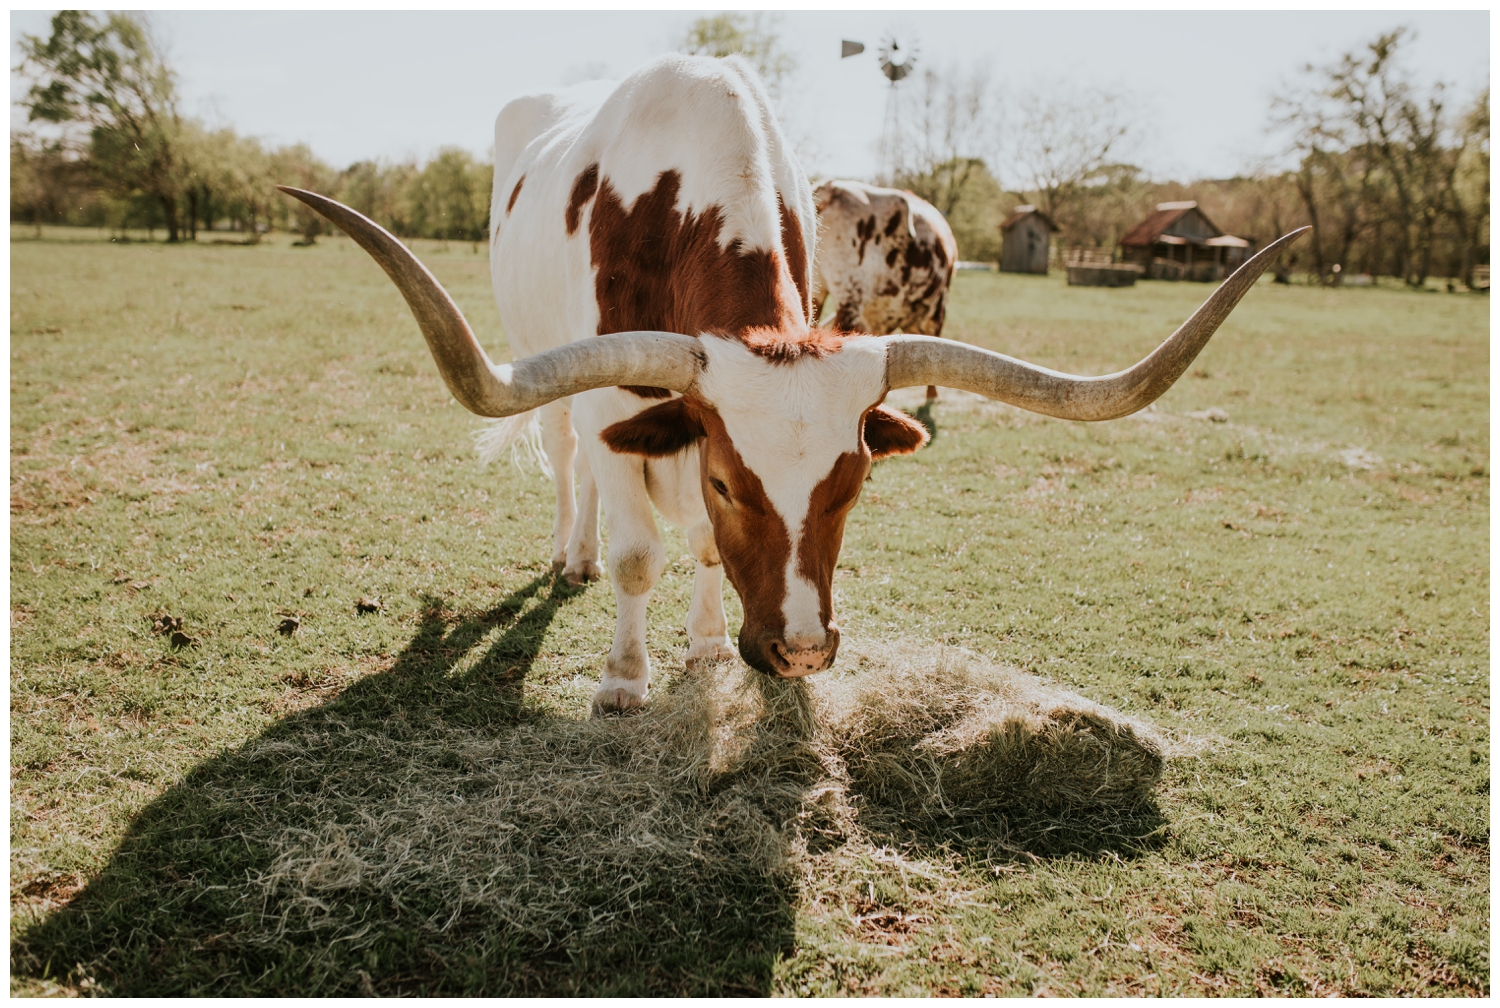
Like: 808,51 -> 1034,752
769,628 -> 840,678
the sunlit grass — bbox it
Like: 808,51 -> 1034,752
11,233 -> 1488,994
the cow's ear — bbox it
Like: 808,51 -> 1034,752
863,404 -> 929,459
600,397 -> 705,457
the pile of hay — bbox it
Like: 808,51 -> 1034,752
222,639 -> 1168,990
824,639 -> 1168,823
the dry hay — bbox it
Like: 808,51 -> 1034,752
825,639 -> 1168,823
221,638 -> 1169,985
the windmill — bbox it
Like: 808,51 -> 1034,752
841,32 -> 920,182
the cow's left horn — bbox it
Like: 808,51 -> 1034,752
883,227 -> 1309,421
276,186 -> 703,417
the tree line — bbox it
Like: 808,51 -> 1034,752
889,27 -> 1487,286
12,13 -> 1489,287
12,11 -> 493,244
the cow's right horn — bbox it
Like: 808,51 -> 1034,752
276,187 -> 704,417
883,227 -> 1308,421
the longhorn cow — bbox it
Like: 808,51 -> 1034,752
814,179 -> 959,403
813,179 -> 958,341
281,54 -> 1305,717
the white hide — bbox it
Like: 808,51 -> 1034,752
694,335 -> 887,641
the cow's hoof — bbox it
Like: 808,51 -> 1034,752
551,558 -> 566,574
591,687 -> 647,718
563,560 -> 604,586
685,641 -> 737,672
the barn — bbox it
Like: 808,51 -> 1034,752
999,205 -> 1056,275
1118,201 -> 1254,281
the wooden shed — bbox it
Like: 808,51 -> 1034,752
999,205 -> 1056,275
1118,201 -> 1254,281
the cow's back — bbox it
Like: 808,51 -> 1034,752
491,56 -> 816,361
813,180 -> 957,337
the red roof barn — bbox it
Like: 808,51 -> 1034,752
1119,201 -> 1254,281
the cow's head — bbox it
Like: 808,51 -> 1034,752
276,186 -> 1306,678
598,333 -> 927,676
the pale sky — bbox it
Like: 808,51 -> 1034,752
10,10 -> 1490,185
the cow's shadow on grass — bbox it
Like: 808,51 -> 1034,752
12,573 -> 809,996
14,574 -> 1170,997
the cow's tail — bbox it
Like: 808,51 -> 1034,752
472,411 -> 553,479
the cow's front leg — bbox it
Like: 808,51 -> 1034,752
589,452 -> 664,717
684,519 -> 735,670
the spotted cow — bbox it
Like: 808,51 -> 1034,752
813,180 -> 958,337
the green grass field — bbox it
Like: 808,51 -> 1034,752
10,231 -> 1488,995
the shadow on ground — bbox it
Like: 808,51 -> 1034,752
14,577 -> 1171,996
13,574 -> 808,996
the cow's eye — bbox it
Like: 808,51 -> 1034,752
709,477 -> 730,498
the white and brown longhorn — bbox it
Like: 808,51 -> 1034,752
813,179 -> 957,338
814,179 -> 959,401
281,54 -> 1306,717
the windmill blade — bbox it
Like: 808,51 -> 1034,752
841,39 -> 865,58
877,35 -> 918,83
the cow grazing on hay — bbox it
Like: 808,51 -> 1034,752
280,54 -> 1305,717
813,179 -> 960,403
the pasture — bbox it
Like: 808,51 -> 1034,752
10,230 -> 1488,995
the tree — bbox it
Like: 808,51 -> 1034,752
405,148 -> 490,244
11,131 -> 93,234
889,65 -> 1007,260
17,11 -> 190,242
892,65 -> 1002,192
1008,83 -> 1132,243
1276,28 -> 1486,287
677,13 -> 796,100
1446,89 -> 1489,286
1059,162 -> 1156,251
268,143 -> 337,244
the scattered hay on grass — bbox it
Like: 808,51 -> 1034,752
16,637 -> 1175,994
239,640 -> 1167,984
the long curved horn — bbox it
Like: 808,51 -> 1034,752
276,186 -> 703,417
883,227 -> 1309,421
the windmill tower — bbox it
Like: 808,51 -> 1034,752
876,35 -> 918,182
840,32 -> 920,183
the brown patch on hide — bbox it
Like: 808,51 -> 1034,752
855,214 -> 878,264
600,397 -> 704,457
588,169 -> 804,345
506,175 -> 525,215
863,404 -> 930,459
565,163 -> 599,236
883,209 -> 903,237
694,405 -> 791,653
737,326 -> 849,365
796,450 -> 868,629
778,194 -> 811,323
899,238 -> 935,286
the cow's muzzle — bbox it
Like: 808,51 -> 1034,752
740,627 -> 840,678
